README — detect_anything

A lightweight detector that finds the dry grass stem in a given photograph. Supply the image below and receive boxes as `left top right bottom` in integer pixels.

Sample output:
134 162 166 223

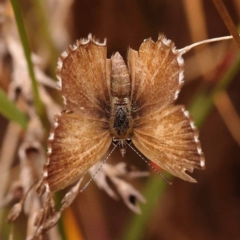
212 0 240 49
214 91 240 146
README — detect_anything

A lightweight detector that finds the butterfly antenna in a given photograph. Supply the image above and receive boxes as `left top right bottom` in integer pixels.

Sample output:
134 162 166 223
127 143 172 185
178 35 235 55
80 144 118 192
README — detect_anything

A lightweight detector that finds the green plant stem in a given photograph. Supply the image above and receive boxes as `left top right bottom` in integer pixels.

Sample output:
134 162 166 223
0 89 27 129
122 174 172 240
32 0 58 77
10 0 44 121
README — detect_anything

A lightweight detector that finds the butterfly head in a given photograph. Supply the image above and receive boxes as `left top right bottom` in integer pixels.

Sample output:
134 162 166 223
113 138 132 157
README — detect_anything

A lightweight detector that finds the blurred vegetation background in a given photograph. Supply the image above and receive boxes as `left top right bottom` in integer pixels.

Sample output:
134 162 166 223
0 0 240 239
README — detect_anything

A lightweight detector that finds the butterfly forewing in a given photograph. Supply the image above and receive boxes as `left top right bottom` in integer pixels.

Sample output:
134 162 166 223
57 35 110 119
47 112 111 191
128 35 184 119
132 105 205 182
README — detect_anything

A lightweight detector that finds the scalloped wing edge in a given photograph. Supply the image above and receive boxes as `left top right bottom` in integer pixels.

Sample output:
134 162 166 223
140 34 185 102
55 33 107 98
180 106 205 170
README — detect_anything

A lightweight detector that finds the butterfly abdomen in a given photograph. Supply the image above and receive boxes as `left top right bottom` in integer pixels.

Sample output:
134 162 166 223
111 52 130 98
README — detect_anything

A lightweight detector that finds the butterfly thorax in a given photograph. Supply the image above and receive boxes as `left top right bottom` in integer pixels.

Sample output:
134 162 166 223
109 97 133 139
109 52 134 152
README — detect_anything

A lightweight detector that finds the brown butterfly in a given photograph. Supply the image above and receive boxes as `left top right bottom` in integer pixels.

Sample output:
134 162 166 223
45 34 206 192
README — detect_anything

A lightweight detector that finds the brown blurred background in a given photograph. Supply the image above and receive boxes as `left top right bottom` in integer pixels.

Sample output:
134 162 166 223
1 0 240 239
71 1 240 239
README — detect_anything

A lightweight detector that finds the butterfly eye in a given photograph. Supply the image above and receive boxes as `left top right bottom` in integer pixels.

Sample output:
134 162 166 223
112 138 119 146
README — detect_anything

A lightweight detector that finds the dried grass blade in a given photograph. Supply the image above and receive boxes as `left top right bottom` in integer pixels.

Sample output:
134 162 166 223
0 122 21 226
212 0 240 49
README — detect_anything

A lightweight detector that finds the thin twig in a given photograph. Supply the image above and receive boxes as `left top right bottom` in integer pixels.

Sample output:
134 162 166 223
212 0 240 49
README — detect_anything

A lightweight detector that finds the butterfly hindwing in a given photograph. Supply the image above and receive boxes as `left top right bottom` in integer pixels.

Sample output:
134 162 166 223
132 105 205 182
46 112 111 192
